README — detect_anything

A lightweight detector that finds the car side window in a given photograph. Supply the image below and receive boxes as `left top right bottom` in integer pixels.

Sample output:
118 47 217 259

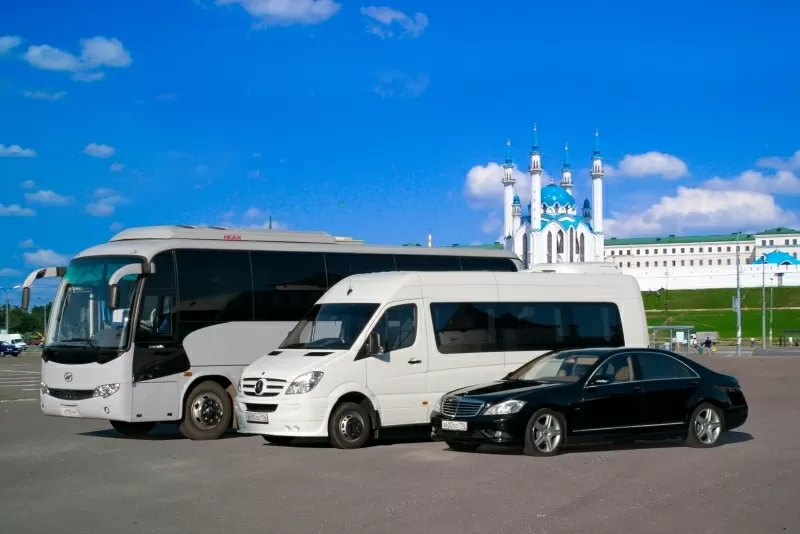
592 354 634 383
371 304 417 352
637 352 696 380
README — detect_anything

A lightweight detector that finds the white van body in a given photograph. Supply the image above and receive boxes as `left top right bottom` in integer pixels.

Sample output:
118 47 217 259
235 270 648 444
0 334 25 347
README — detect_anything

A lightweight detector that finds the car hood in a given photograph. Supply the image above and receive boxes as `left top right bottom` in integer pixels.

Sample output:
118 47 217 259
448 379 571 401
242 349 346 380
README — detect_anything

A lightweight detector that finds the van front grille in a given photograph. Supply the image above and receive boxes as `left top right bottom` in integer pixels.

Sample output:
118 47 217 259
242 377 287 397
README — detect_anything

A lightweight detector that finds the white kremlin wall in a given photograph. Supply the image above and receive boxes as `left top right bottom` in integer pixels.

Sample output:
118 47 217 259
623 264 800 292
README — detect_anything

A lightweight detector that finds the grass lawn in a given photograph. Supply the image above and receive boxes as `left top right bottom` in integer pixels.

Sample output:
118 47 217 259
646 309 800 341
641 286 800 310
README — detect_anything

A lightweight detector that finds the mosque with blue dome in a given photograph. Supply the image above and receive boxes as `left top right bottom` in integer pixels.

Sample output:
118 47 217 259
501 126 605 268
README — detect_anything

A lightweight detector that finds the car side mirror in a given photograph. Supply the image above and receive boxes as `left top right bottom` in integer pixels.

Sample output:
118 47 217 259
368 331 384 356
587 376 611 387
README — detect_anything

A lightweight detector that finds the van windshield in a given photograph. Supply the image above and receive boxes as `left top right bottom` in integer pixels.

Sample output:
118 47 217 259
280 303 379 350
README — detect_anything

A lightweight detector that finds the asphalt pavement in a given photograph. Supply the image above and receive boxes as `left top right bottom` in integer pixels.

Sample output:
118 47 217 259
1 352 799 534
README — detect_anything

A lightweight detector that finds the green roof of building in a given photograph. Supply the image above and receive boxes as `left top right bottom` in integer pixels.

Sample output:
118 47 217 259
755 226 800 236
604 232 757 247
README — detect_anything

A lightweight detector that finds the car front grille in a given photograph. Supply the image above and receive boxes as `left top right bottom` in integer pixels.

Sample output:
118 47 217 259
48 388 94 401
242 377 287 397
441 396 485 418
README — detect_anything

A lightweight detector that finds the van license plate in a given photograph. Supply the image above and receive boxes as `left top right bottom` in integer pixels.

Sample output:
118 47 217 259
60 406 81 417
442 420 467 431
246 412 269 424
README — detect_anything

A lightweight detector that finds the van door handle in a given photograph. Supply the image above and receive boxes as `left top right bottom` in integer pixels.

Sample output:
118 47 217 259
408 358 422 364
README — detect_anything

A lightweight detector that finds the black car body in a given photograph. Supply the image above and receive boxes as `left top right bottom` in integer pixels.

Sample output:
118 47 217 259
0 341 21 357
431 347 748 456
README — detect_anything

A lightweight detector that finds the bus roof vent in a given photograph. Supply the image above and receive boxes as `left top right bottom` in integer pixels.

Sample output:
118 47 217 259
109 225 348 245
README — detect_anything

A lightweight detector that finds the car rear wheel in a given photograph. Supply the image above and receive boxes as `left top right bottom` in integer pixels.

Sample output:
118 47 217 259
685 402 724 448
523 408 566 457
445 440 481 452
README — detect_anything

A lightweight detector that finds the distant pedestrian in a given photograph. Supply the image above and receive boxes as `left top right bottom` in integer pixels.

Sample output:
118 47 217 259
703 337 712 351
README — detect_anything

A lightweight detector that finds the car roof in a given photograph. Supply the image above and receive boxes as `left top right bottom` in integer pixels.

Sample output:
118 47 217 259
555 347 683 358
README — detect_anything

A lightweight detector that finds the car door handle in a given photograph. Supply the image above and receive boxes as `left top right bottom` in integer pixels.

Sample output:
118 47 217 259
690 380 699 386
632 385 642 391
408 358 422 364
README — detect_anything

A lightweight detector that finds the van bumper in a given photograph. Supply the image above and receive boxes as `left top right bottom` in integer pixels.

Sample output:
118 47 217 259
234 395 331 437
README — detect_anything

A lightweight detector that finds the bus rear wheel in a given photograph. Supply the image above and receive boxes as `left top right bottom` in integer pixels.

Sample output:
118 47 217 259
179 381 232 440
110 420 156 437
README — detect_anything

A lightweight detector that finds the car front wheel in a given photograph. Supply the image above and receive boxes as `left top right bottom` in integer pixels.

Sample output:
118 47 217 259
523 408 566 457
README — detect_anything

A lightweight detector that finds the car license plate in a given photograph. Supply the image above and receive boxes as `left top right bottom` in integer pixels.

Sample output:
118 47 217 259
246 412 269 424
442 420 467 431
60 406 81 417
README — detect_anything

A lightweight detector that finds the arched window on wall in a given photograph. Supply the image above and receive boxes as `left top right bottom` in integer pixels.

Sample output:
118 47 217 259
580 233 586 262
547 232 553 263
569 228 575 262
557 230 565 254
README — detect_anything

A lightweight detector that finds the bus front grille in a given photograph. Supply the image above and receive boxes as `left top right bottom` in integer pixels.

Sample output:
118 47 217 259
48 388 94 401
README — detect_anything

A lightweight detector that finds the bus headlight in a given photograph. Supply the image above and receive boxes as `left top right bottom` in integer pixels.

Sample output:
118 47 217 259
285 372 324 395
40 382 49 395
93 383 120 398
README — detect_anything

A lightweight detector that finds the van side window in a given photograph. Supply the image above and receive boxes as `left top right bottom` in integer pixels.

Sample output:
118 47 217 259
429 303 498 354
372 304 417 352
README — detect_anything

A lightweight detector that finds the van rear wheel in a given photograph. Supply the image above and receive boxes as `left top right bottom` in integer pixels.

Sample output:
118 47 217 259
178 381 232 440
110 420 156 437
328 402 372 449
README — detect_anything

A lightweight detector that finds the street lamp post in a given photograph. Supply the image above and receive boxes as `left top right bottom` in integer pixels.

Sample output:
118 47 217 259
761 255 767 350
0 286 21 334
734 232 742 355
769 277 774 347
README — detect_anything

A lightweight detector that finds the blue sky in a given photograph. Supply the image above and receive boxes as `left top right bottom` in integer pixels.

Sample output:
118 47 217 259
2 0 800 300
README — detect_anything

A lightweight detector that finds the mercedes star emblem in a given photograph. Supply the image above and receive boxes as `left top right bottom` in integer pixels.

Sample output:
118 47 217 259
64 372 73 382
254 379 264 395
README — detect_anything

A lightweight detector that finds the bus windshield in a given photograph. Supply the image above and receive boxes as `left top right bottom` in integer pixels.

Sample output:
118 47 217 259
280 303 379 350
48 256 142 350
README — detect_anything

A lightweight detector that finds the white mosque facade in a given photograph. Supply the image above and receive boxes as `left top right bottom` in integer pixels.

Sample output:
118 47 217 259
500 127 605 268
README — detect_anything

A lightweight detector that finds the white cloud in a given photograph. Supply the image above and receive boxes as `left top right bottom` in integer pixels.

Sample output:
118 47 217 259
19 239 35 248
216 0 341 26
244 207 265 218
24 190 74 206
83 143 115 158
22 36 131 82
372 71 429 98
0 35 22 54
0 204 35 216
614 151 689 180
252 152 262 158
463 161 552 209
480 213 502 234
20 180 36 188
110 162 125 172
0 144 36 157
360 6 428 39
605 186 795 238
86 188 127 216
703 169 800 196
755 149 800 171
0 268 21 277
109 222 125 232
24 249 69 267
22 90 66 101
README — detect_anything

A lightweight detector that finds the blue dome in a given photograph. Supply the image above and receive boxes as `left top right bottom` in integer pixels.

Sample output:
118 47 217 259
512 194 521 205
583 198 591 208
541 184 576 207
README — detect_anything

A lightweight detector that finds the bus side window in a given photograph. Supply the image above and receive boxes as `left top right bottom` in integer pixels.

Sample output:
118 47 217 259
136 294 174 340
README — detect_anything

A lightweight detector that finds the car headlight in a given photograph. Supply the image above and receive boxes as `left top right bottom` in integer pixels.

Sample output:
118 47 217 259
433 396 444 412
483 399 526 416
93 383 121 399
285 371 324 395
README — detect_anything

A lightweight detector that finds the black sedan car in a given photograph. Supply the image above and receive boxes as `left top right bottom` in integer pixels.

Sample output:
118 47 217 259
431 347 748 456
0 341 21 357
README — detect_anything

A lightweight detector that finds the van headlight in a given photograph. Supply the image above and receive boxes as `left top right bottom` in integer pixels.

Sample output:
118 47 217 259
93 383 120 398
483 400 526 415
237 377 242 393
285 371 324 395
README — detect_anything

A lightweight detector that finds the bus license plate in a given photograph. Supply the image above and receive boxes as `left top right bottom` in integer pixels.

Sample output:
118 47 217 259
246 412 269 424
60 406 81 417
442 420 467 431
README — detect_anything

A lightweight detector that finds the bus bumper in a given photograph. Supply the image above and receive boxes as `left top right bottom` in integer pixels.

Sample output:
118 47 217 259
40 387 133 422
234 396 330 437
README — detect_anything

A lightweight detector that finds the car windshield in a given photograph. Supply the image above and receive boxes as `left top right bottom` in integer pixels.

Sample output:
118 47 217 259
280 303 379 350
48 256 142 350
506 351 602 382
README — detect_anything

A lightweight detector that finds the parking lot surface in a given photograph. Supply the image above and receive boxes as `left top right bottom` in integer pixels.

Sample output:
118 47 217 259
1 352 799 534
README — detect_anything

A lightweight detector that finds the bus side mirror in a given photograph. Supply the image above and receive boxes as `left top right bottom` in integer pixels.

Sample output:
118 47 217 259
108 285 120 309
21 287 30 312
107 262 156 309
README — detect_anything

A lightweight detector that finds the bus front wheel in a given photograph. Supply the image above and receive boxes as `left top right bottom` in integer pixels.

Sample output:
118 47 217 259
110 420 156 437
179 381 232 440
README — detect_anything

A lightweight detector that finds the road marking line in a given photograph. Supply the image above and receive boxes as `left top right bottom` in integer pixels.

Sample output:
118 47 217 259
0 384 40 388
21 388 38 391
0 370 40 374
0 398 37 403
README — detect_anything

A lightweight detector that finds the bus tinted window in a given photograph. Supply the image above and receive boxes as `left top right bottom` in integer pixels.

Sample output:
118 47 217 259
251 251 327 321
175 250 254 322
430 301 623 354
459 256 517 272
146 251 176 288
395 254 462 271
324 253 396 286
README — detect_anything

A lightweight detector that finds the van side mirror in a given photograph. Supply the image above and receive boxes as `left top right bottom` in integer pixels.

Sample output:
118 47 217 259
368 331 384 356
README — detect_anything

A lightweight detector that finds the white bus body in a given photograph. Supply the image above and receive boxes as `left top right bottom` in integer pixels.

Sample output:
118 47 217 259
20 225 521 439
235 270 648 448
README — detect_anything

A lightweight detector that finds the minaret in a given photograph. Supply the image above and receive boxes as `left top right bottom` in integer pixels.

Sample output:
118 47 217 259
501 138 516 241
427 229 432 248
590 129 604 235
528 124 543 267
560 143 573 196
512 194 521 233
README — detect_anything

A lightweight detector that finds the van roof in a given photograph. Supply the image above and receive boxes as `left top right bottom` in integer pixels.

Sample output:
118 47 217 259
320 270 642 304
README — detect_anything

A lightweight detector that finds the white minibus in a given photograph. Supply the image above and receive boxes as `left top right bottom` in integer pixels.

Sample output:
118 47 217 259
235 270 648 449
20 225 521 440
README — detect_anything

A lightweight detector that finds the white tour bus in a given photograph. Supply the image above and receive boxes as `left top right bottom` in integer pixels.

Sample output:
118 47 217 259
20 225 521 440
235 270 648 449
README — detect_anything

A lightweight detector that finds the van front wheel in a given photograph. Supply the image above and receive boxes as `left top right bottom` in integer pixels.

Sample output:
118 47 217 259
328 402 372 449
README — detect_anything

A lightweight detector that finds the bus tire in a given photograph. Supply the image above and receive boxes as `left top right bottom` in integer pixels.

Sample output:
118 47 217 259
179 381 232 440
110 420 156 437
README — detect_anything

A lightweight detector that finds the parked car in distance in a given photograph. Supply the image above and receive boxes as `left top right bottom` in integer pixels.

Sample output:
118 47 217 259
431 347 748 456
0 341 22 357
